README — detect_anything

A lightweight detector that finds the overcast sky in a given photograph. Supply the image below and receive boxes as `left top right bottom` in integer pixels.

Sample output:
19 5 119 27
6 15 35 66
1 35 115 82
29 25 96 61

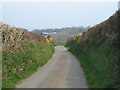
1 1 118 30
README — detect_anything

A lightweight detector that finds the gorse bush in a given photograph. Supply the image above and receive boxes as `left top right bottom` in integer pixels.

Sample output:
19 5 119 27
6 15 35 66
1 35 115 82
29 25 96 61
74 34 81 39
45 35 52 43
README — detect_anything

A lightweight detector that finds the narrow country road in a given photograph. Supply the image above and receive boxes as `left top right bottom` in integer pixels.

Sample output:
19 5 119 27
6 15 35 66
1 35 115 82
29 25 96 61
16 46 88 88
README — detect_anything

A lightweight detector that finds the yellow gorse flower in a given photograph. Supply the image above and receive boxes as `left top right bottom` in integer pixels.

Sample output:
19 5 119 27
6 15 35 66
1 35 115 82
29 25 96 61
74 34 81 40
45 36 52 43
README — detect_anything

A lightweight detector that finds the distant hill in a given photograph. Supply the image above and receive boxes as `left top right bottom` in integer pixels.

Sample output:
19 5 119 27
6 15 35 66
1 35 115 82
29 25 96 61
32 26 90 41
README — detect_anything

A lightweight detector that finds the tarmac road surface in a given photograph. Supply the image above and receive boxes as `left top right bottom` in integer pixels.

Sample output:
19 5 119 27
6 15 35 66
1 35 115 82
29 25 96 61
16 46 88 88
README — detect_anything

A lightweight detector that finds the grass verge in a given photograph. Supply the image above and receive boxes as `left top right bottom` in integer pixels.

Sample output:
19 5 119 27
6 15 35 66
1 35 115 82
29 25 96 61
2 42 54 88
66 34 119 88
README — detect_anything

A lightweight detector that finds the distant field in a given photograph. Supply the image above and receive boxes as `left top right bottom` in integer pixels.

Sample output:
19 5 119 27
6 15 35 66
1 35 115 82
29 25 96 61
54 41 66 46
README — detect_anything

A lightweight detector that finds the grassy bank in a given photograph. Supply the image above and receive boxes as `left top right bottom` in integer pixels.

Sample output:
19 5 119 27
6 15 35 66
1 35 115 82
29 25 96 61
2 41 54 88
66 34 119 88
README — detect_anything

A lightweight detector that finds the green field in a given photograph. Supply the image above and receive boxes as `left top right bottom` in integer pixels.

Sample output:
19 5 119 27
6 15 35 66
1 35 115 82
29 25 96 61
54 41 66 46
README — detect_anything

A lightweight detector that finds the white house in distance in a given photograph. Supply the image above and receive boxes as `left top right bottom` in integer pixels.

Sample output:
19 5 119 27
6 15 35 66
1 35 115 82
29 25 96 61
42 32 57 36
